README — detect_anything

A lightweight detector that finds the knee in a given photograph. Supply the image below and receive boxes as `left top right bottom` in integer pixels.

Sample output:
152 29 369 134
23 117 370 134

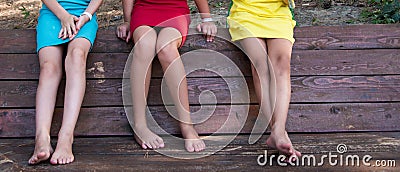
251 58 269 77
157 42 179 64
40 61 62 79
65 47 87 70
133 39 156 63
271 54 291 76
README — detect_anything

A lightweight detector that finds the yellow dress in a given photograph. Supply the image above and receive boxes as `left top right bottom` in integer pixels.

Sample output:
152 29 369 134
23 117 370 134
227 0 296 43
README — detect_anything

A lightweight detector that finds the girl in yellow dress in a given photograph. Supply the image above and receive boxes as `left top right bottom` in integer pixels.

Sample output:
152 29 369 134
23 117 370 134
228 0 301 158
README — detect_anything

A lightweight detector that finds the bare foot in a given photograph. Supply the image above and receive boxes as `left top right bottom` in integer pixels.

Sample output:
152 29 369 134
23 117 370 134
266 130 301 159
181 125 205 152
50 134 74 165
133 126 164 149
28 135 53 165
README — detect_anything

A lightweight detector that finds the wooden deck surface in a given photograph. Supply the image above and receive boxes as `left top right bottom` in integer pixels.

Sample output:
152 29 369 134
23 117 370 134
1 133 399 171
0 24 399 171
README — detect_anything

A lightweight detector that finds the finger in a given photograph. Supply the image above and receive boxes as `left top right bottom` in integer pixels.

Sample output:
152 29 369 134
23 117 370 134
203 26 210 42
75 22 80 31
66 25 72 39
71 22 77 37
207 28 212 42
210 34 215 42
197 24 202 32
116 28 121 38
73 15 79 22
212 27 217 37
202 26 208 35
70 33 76 40
125 32 131 43
121 29 126 39
126 31 131 43
210 28 216 42
207 33 212 42
63 28 68 40
59 28 63 38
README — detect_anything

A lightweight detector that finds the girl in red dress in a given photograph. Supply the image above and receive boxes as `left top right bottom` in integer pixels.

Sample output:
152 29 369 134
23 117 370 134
116 0 216 152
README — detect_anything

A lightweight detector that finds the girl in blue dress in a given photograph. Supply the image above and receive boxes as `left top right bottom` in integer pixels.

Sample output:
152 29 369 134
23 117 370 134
29 0 103 165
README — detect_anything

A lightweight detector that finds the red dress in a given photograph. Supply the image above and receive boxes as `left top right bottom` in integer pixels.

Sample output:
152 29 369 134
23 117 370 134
130 0 190 44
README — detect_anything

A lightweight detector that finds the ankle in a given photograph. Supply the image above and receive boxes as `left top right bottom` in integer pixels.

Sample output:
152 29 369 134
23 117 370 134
179 123 195 130
57 132 74 141
35 132 50 140
133 123 148 130
270 126 286 135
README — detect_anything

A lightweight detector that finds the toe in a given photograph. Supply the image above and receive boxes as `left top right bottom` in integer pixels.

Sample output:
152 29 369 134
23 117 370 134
141 143 148 149
186 144 195 152
295 150 301 157
150 142 157 149
156 138 165 148
195 143 203 152
68 157 74 164
199 143 205 151
28 157 37 164
50 158 57 165
58 158 65 165
57 158 62 165
154 140 162 149
192 144 198 152
198 143 205 151
145 143 153 149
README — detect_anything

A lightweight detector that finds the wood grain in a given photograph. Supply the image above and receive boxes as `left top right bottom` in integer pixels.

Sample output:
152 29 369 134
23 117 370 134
0 133 399 171
1 49 399 79
1 75 399 107
1 24 399 53
1 103 398 137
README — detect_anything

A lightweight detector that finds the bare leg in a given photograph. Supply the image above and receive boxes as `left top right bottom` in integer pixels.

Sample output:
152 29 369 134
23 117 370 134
130 26 165 149
28 46 63 165
265 38 300 157
50 38 90 165
239 38 300 157
156 28 205 152
239 38 274 132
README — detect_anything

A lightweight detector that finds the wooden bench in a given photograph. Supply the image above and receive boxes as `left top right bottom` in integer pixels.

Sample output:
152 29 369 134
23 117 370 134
0 24 399 171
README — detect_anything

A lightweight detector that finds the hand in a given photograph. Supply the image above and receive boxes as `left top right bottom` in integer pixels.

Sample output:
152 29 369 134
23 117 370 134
58 14 79 40
197 21 217 42
76 14 90 31
116 22 131 43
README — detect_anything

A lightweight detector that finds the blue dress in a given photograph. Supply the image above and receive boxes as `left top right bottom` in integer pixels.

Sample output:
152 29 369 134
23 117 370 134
36 0 98 52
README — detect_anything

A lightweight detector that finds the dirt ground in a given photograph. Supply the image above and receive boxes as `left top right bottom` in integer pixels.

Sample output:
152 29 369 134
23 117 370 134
0 0 369 29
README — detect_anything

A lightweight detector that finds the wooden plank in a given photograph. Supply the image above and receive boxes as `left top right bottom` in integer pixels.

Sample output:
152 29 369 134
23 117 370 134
1 103 399 137
1 151 398 171
0 51 250 79
1 24 399 54
0 29 134 54
293 24 400 50
0 133 399 171
1 75 399 108
1 49 400 79
2 133 399 156
291 49 400 76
